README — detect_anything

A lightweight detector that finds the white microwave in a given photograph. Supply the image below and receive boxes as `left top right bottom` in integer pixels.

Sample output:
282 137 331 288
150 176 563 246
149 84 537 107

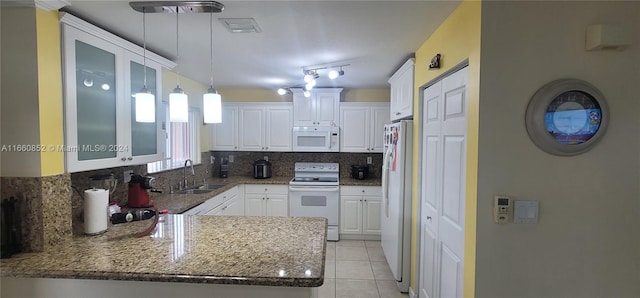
292 126 339 152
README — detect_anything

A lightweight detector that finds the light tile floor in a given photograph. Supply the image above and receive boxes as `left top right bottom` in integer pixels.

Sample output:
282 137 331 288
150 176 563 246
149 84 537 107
318 240 409 298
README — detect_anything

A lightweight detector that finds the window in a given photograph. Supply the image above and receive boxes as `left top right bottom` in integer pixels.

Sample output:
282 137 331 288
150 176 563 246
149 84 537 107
147 102 200 173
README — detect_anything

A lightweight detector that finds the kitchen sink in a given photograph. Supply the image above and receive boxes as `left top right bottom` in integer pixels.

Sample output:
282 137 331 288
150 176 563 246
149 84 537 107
176 189 213 195
192 183 226 190
175 183 226 195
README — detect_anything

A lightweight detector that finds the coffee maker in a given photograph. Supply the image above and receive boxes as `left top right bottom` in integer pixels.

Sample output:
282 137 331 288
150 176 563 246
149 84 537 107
128 174 156 208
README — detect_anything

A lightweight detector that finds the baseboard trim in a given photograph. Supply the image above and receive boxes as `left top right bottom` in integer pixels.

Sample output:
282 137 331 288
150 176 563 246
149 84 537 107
338 234 381 241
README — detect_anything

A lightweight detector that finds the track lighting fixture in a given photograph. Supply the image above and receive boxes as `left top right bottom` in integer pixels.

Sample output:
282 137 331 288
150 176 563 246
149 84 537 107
328 68 345 80
277 88 291 95
276 64 350 95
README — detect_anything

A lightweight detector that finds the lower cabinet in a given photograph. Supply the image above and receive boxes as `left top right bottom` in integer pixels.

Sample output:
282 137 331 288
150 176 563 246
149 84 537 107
206 186 244 216
244 184 288 217
340 186 382 236
182 186 243 216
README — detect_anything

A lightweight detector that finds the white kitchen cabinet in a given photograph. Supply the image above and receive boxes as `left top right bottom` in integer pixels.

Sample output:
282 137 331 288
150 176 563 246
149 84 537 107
61 15 174 172
238 103 292 152
292 88 342 127
340 103 390 153
205 186 244 216
183 186 243 216
340 186 382 236
210 104 238 151
388 58 415 122
244 184 288 216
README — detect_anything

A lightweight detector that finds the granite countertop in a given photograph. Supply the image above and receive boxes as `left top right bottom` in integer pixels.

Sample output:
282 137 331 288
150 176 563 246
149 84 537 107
1 214 328 287
150 176 381 214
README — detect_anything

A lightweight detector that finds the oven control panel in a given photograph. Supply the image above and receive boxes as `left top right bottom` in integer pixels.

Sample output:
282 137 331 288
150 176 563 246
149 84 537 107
294 162 339 172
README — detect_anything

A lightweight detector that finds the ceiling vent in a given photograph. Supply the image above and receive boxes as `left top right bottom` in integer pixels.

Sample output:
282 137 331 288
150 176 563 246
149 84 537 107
220 18 262 33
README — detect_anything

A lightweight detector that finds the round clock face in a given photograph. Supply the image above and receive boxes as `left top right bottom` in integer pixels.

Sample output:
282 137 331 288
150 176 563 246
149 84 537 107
544 91 602 145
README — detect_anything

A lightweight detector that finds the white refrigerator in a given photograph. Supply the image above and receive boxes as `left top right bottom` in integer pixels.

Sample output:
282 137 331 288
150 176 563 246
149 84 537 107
381 120 413 292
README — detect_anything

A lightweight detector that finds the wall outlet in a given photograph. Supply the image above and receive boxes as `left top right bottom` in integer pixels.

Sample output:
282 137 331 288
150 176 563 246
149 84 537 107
263 156 269 161
229 155 234 163
123 170 133 183
367 156 372 164
210 156 215 164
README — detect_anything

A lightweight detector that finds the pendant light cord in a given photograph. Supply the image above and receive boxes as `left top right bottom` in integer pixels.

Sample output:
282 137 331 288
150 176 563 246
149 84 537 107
142 8 147 89
175 6 180 88
209 12 214 88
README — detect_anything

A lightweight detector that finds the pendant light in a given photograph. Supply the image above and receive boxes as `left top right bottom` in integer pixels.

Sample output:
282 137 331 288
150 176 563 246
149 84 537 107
203 12 222 124
169 7 188 123
134 8 156 123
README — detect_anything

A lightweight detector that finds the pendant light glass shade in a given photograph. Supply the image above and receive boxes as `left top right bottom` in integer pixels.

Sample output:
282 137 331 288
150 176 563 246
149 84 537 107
135 88 155 122
203 12 222 124
169 87 188 122
203 87 222 123
134 8 155 123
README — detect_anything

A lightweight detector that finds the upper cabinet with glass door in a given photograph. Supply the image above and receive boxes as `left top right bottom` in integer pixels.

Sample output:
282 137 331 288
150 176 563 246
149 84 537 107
61 13 175 172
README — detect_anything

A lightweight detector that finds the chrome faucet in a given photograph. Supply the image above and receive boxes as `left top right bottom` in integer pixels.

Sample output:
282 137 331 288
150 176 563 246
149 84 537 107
183 159 194 188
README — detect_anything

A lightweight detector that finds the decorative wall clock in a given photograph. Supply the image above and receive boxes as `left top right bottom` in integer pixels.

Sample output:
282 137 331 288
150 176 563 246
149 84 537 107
525 79 609 156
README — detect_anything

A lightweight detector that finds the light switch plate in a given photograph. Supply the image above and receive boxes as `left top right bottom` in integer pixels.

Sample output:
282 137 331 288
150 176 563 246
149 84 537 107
367 156 372 164
513 200 539 224
123 170 133 183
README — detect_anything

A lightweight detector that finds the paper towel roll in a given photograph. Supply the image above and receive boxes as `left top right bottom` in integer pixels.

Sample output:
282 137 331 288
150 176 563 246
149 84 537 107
84 188 109 235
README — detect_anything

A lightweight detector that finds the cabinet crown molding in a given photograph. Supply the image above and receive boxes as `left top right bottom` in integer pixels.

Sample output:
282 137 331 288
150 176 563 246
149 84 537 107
60 12 176 69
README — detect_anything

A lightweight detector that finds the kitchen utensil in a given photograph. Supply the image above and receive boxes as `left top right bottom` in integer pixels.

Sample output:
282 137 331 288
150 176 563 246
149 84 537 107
350 164 369 180
219 157 229 178
127 174 156 208
253 159 272 179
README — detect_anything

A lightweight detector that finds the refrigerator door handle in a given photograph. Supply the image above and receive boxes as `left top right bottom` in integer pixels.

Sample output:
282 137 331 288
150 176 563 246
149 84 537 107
381 147 393 217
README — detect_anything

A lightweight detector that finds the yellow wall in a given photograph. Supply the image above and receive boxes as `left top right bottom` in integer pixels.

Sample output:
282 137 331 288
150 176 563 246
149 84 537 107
411 0 481 296
342 88 390 102
215 88 390 103
36 9 65 176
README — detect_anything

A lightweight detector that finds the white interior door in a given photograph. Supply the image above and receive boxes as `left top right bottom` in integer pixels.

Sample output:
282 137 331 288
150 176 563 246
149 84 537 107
420 67 468 298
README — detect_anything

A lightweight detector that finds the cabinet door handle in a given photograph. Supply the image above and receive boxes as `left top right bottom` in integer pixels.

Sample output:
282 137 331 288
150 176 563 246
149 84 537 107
395 112 401 115
265 146 269 150
127 157 133 161
121 157 127 161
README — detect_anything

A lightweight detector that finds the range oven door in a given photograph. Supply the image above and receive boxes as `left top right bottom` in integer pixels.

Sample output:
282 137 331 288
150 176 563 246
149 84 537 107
288 186 339 225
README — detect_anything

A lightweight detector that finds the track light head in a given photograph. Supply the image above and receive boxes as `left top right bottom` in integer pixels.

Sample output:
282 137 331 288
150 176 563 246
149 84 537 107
328 69 345 80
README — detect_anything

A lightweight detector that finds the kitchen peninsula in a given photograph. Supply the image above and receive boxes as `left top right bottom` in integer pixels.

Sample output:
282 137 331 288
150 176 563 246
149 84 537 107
1 215 327 298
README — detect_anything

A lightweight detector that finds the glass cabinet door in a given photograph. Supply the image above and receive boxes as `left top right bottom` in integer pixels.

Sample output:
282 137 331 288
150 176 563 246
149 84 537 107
75 40 118 161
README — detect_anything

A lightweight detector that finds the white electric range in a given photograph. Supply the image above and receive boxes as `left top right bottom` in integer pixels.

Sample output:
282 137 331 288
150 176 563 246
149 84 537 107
289 162 340 241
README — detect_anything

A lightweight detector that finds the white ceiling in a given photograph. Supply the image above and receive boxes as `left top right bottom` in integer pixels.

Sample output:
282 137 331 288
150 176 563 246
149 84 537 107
61 1 461 90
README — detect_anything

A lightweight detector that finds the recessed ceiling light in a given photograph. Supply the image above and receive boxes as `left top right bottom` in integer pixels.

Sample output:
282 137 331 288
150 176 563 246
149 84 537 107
219 18 262 33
